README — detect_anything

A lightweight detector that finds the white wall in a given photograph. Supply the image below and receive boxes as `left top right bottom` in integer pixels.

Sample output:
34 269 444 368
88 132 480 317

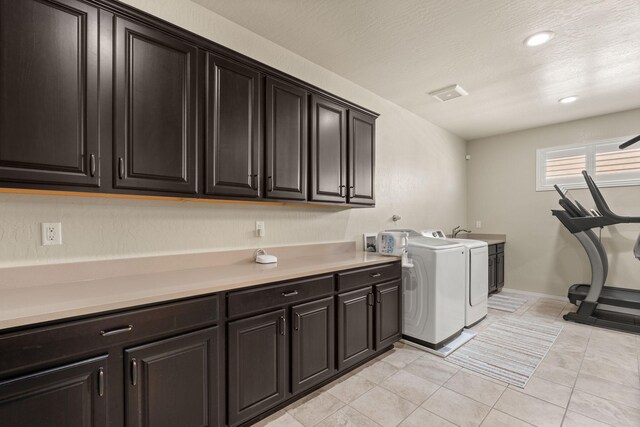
0 0 467 267
467 108 640 296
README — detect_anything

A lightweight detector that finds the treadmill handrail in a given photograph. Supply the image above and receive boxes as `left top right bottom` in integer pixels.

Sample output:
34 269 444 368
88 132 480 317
619 134 640 150
582 171 640 223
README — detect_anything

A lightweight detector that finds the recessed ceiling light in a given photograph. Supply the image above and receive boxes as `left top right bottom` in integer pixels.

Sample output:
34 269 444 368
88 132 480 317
524 31 555 47
559 96 578 104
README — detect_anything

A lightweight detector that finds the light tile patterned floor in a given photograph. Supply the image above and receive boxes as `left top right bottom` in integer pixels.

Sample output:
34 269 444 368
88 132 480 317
255 291 640 427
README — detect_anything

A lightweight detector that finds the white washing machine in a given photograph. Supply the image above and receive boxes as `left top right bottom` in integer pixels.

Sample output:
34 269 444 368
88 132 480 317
422 229 488 327
399 230 466 350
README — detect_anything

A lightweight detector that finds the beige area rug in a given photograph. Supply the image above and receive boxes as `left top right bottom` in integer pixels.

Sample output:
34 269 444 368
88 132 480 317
487 294 528 312
446 318 562 388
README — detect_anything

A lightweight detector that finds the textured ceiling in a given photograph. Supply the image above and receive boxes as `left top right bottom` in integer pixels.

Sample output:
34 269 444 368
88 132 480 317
193 0 640 140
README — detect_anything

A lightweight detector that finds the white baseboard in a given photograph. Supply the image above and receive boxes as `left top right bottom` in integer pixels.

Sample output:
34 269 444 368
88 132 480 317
501 287 568 302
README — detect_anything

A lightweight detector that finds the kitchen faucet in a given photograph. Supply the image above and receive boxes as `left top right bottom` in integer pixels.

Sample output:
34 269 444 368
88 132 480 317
452 225 471 238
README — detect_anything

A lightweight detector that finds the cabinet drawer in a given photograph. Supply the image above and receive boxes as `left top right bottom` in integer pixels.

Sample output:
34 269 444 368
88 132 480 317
488 244 497 255
497 243 505 253
336 262 401 292
227 275 334 318
0 295 219 379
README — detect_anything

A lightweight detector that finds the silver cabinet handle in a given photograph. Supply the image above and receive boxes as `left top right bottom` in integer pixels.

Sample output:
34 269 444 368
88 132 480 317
376 290 382 304
339 185 346 197
282 290 299 297
118 157 124 179
131 359 138 386
369 272 382 278
249 174 258 190
98 367 105 397
349 185 354 198
90 154 96 177
267 176 273 192
279 316 286 335
367 292 374 306
294 312 301 331
100 325 133 337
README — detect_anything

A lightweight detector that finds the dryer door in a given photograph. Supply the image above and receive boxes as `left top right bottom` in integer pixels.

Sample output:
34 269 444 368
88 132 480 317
469 246 488 306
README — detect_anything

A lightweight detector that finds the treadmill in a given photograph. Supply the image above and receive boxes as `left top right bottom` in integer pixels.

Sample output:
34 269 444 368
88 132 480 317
552 170 640 334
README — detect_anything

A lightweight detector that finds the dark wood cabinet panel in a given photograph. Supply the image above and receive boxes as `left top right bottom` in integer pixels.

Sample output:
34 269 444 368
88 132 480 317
125 327 219 427
348 110 375 205
488 253 497 293
337 287 374 370
310 95 348 203
496 251 505 290
0 355 108 427
291 297 334 394
205 54 261 198
0 0 99 187
265 77 307 200
228 309 286 426
375 281 402 349
113 17 198 194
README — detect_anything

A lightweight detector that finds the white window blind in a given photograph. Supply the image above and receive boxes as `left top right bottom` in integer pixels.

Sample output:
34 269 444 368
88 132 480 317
536 137 640 191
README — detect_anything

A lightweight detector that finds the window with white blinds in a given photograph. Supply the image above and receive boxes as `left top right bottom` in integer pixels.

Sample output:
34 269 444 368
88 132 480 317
536 137 640 191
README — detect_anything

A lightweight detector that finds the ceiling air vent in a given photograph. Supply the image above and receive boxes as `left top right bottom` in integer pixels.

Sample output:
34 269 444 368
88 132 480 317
429 84 468 102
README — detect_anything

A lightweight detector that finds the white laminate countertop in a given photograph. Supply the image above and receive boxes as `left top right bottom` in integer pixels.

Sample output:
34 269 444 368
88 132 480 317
0 244 398 331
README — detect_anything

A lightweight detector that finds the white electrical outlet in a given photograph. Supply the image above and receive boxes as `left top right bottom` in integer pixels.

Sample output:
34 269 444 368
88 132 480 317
255 221 265 237
476 220 482 229
41 222 62 246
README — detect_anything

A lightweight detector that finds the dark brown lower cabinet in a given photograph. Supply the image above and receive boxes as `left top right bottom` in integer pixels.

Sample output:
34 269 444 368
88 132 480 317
0 355 108 427
228 309 287 426
488 254 497 293
291 297 335 394
124 327 219 427
337 287 374 370
496 251 505 291
375 281 402 349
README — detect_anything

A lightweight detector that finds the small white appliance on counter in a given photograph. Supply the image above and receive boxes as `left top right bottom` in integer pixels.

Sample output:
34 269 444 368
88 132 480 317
389 230 469 356
422 229 488 327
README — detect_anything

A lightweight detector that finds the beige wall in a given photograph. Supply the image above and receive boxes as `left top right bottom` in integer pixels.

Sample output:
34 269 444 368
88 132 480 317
0 0 467 268
467 108 640 296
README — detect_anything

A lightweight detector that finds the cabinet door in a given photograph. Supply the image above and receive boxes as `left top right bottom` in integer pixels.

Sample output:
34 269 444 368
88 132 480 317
496 252 505 290
0 0 99 187
348 110 375 205
125 327 219 427
375 281 401 349
228 310 286 426
337 287 374 370
113 17 198 194
205 54 260 198
488 254 497 293
291 297 334 394
265 77 307 200
310 95 348 203
0 355 108 427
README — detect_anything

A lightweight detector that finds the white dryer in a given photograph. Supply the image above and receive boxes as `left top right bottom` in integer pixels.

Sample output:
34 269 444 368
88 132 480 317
399 231 466 350
422 230 488 327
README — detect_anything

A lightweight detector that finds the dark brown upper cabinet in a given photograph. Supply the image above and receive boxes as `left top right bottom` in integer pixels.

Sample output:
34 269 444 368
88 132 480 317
113 17 198 194
205 54 261 198
348 110 376 205
0 0 99 188
310 95 348 203
264 77 308 201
